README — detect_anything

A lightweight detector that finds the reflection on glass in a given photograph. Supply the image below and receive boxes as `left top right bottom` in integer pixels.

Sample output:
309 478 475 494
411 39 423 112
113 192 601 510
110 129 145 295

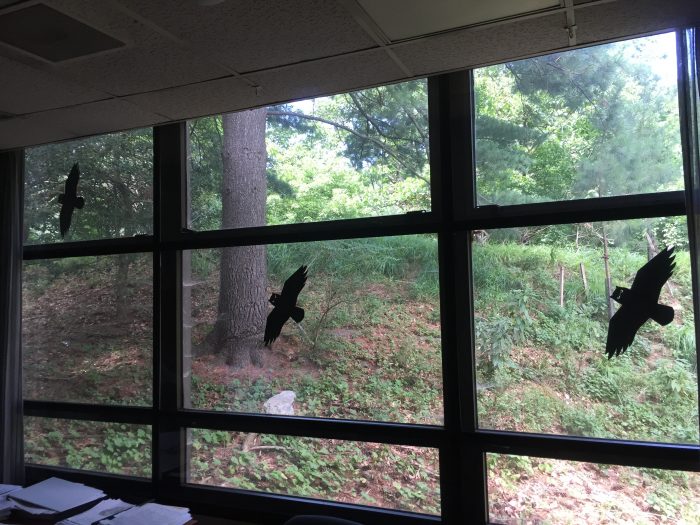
487 454 700 524
188 429 440 514
184 235 442 424
187 79 430 231
25 417 151 478
24 128 153 244
473 218 699 444
23 255 152 405
474 32 683 205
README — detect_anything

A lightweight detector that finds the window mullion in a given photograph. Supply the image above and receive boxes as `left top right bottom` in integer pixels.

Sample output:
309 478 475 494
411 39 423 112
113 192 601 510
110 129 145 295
153 123 187 498
472 430 700 472
430 71 487 524
678 28 700 449
22 236 155 260
24 401 152 425
459 190 686 231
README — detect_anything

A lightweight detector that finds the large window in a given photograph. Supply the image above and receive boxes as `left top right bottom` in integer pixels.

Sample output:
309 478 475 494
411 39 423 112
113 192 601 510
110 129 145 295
19 31 699 525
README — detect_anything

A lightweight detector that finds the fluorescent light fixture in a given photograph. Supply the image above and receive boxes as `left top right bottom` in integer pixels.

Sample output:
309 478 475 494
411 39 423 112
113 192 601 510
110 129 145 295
357 0 560 41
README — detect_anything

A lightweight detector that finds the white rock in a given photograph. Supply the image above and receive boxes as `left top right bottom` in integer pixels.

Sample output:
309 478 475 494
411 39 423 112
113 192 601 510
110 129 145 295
263 390 296 415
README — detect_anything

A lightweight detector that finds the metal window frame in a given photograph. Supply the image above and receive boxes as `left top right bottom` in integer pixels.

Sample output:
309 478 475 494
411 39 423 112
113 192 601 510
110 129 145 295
21 29 700 525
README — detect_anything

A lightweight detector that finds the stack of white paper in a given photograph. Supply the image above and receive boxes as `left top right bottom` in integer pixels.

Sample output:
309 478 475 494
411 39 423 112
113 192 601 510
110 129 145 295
100 502 192 525
0 485 21 520
0 486 20 496
57 498 134 525
8 477 105 517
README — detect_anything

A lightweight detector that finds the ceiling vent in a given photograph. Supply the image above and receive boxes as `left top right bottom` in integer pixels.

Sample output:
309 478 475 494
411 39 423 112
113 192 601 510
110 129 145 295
0 3 124 62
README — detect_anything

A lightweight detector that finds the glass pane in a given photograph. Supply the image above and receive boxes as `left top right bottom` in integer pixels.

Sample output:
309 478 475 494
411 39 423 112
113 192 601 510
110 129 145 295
24 128 153 244
188 429 439 514
475 32 683 205
184 235 442 424
473 218 699 443
23 254 152 405
25 417 151 478
187 79 430 231
488 454 700 524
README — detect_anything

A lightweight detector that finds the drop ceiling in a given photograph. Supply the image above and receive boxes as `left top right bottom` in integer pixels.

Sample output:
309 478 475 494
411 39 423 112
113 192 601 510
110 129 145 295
0 0 697 150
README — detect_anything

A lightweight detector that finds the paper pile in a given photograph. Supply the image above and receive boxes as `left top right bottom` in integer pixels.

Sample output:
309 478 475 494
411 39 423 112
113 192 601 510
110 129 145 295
0 484 21 520
8 477 105 519
57 499 134 525
99 502 192 525
1 478 192 524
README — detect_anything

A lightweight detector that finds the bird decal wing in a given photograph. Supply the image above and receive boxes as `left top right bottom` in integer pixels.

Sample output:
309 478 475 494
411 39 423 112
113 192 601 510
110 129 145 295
59 205 72 238
605 302 648 358
630 246 675 301
264 305 287 346
65 163 80 195
280 265 308 302
59 163 81 238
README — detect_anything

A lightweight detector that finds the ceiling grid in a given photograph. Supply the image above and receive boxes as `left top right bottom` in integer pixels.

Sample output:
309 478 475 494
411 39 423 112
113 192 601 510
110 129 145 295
0 0 697 149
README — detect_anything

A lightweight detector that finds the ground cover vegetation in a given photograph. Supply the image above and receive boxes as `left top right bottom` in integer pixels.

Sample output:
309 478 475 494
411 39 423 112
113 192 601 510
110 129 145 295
22 33 699 522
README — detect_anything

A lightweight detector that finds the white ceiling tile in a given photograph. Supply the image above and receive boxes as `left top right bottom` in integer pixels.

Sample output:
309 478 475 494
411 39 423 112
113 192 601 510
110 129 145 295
575 0 700 46
0 113 74 150
245 49 406 108
126 49 406 122
123 76 257 121
0 56 107 114
117 0 377 73
358 0 559 41
392 14 567 75
33 0 230 96
0 101 163 149
54 33 229 96
3 0 700 149
37 99 167 142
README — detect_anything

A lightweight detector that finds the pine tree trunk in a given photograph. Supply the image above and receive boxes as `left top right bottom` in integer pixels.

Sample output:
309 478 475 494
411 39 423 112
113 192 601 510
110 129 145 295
206 108 268 368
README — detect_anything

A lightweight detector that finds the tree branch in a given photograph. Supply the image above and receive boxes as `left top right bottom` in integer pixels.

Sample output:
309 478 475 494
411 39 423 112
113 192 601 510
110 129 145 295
266 110 428 183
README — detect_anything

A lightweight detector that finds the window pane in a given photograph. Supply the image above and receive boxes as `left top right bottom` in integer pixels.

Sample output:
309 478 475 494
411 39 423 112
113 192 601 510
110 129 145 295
187 79 430 231
184 235 442 424
488 454 700 524
475 33 683 205
473 218 699 443
24 128 153 244
24 417 151 478
23 254 152 405
188 429 439 514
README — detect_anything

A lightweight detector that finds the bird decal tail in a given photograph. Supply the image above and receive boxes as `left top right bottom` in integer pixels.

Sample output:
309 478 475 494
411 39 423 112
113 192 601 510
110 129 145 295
290 306 304 323
650 304 674 326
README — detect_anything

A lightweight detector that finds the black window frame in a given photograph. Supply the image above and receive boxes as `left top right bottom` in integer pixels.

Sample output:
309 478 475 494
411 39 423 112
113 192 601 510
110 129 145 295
20 29 700 525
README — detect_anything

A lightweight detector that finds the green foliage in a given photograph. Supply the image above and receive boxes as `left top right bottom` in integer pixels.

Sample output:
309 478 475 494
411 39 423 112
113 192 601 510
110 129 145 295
25 129 153 243
189 432 440 514
187 79 430 232
25 420 150 477
475 35 683 205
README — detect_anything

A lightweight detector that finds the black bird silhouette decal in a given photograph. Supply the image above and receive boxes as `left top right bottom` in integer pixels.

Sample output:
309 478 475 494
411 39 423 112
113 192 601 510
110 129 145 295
58 163 85 238
264 265 308 346
606 246 676 358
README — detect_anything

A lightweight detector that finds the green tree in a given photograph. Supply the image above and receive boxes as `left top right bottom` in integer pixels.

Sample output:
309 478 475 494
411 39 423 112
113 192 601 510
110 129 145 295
192 81 431 366
475 38 682 204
